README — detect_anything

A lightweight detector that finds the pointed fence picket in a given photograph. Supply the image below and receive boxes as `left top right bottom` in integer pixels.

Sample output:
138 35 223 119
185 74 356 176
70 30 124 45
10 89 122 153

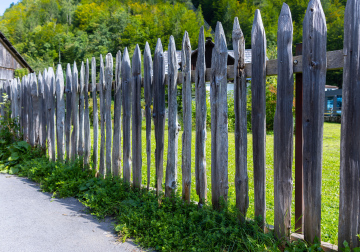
6 1 360 249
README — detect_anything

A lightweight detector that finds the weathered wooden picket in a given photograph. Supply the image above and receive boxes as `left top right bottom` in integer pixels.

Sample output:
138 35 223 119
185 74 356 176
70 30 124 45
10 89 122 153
2 0 360 249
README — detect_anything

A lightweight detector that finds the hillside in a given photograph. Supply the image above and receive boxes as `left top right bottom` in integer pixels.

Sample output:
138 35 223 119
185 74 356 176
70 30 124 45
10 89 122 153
0 0 211 73
0 0 345 86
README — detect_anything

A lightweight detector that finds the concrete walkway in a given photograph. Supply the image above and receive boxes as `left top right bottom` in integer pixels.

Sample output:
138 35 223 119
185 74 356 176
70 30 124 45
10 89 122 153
0 174 144 252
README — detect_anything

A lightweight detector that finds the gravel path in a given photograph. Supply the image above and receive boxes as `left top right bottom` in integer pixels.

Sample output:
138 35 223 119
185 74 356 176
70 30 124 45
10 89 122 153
0 173 144 252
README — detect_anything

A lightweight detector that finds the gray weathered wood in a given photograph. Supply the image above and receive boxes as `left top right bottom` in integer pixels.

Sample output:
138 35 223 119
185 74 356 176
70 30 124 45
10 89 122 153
22 75 28 140
37 73 44 148
30 74 38 146
181 32 192 202
339 0 360 248
211 22 228 210
153 39 166 195
99 55 106 176
274 4 293 240
27 76 33 144
92 57 98 172
84 59 91 166
233 17 249 222
251 10 266 229
65 64 72 161
302 0 326 243
112 50 122 177
165 36 179 197
56 64 65 161
47 68 56 161
144 42 153 190
122 48 132 183
71 62 79 160
99 54 105 177
78 62 85 158
41 71 47 149
105 53 113 176
132 45 142 189
195 26 207 205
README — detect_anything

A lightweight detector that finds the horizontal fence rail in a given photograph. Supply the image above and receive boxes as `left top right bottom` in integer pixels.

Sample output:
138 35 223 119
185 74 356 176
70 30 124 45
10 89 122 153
1 0 359 249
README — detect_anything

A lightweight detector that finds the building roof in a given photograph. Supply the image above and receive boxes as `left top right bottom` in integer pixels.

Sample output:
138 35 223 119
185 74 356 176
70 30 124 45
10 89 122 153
0 31 34 73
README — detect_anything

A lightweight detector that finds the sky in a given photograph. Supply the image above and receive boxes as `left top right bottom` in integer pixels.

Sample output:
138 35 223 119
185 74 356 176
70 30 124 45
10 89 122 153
0 0 19 16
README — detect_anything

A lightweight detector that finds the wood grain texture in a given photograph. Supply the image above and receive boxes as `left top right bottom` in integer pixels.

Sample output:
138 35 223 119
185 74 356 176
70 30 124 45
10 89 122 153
144 42 153 190
37 73 45 150
78 62 85 158
47 68 56 161
99 55 106 177
122 48 132 183
56 64 65 161
165 36 179 197
30 73 38 146
113 51 122 177
195 26 207 205
251 10 266 229
210 22 228 210
105 53 113 176
233 17 249 222
65 64 72 161
91 57 98 171
153 39 166 195
27 76 33 145
338 0 360 248
274 4 293 239
132 45 142 189
41 71 47 149
302 0 327 243
71 62 79 160
181 32 192 202
84 59 91 166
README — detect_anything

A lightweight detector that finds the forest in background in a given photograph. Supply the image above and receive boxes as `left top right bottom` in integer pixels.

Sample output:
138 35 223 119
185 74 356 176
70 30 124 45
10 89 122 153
0 0 345 86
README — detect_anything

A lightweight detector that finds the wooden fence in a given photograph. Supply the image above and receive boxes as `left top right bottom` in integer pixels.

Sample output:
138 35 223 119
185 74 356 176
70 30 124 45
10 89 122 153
0 0 359 249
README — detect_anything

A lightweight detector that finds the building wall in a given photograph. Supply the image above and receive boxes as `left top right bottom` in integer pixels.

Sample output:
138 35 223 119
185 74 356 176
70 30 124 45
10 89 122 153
0 40 23 82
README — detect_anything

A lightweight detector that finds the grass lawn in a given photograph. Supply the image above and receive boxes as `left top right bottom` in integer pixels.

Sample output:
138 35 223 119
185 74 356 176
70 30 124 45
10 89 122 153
90 121 340 245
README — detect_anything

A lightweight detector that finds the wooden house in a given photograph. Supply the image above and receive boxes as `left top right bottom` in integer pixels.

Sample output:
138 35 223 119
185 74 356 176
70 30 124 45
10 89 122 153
0 31 33 85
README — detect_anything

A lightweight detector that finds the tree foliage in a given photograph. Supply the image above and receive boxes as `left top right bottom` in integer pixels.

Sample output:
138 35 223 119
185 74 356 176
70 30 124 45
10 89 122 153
0 0 211 73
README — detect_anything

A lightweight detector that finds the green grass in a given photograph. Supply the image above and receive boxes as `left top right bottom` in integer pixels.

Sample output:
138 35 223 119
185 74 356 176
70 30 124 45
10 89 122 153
90 121 341 245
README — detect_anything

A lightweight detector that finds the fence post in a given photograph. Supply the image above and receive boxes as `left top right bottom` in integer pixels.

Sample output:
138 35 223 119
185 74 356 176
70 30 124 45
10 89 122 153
195 26 207 205
27 76 33 145
295 43 303 234
84 59 91 166
181 31 192 202
338 0 360 248
166 36 179 197
251 9 266 229
274 3 294 240
78 62 85 158
113 51 122 177
105 53 113 176
144 42 153 190
211 22 228 210
40 72 47 149
30 74 37 146
233 17 249 222
91 57 98 172
99 55 106 176
122 48 131 183
47 68 56 161
65 64 72 161
71 62 79 160
302 0 327 243
132 45 142 189
153 39 166 195
56 64 65 161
